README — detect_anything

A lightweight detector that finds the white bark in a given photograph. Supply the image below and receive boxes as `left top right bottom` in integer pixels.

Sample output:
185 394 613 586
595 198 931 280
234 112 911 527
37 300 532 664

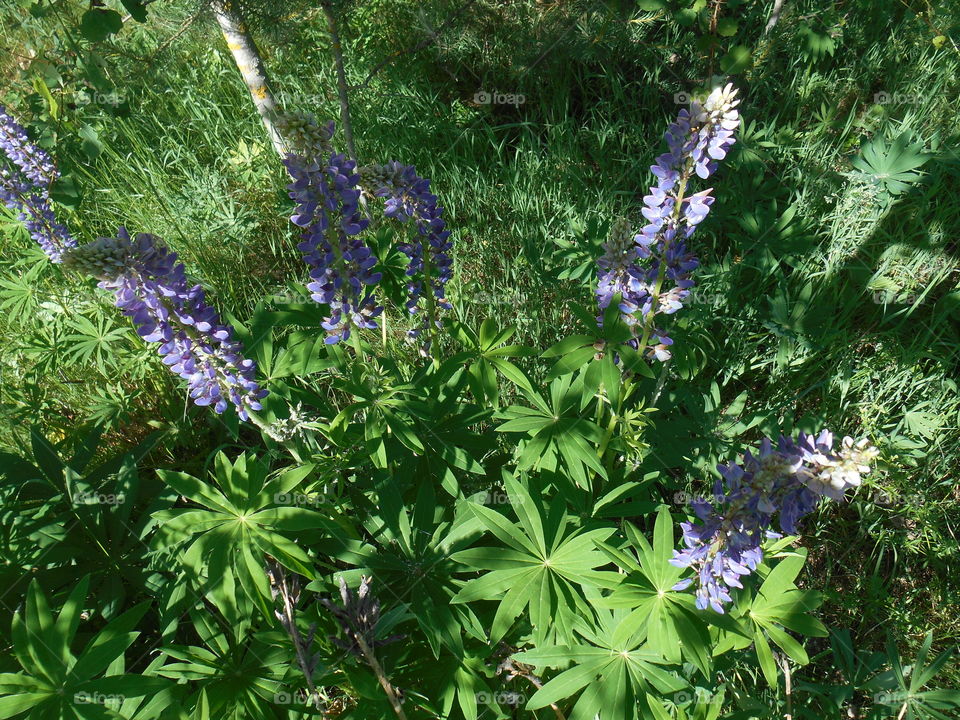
210 0 286 156
764 0 786 35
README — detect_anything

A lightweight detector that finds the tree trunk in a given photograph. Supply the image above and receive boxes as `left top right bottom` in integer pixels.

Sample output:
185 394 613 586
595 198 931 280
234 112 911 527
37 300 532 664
210 0 286 156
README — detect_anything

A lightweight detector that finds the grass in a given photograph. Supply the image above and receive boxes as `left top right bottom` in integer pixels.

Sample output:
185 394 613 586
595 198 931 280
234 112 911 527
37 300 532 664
2 0 959 688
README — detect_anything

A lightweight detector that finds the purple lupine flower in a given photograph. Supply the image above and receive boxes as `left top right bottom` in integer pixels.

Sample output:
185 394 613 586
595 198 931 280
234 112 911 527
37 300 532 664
281 119 383 344
62 229 268 420
669 431 878 612
361 160 454 353
596 84 740 361
0 105 76 262
596 218 647 325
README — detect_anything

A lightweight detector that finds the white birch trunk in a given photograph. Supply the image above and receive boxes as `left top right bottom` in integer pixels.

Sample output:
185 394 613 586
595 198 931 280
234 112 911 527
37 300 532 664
210 0 286 156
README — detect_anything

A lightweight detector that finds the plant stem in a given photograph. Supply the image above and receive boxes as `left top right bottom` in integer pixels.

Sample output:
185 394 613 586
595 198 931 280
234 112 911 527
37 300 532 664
320 0 358 162
354 634 408 720
780 653 793 720
275 568 323 709
420 236 439 354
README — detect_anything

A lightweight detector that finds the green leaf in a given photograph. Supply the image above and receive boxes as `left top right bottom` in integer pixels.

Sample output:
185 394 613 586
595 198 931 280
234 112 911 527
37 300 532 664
120 0 149 22
79 125 102 159
0 693 51 718
73 602 150 680
54 577 90 661
716 18 738 36
758 551 806 600
31 75 59 119
754 626 779 687
156 470 235 514
851 133 930 196
525 657 607 708
547 346 597 379
763 623 809 665
80 9 124 42
542 335 595 358
720 45 752 73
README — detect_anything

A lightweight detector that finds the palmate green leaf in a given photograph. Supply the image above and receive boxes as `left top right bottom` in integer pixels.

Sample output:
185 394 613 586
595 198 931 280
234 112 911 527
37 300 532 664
733 549 827 687
0 262 44 324
157 628 288 719
517 608 687 720
497 373 606 488
451 475 615 645
851 133 931 196
5 579 171 719
596 508 714 677
445 319 536 405
152 453 341 602
62 314 129 371
328 478 486 657
864 632 960 720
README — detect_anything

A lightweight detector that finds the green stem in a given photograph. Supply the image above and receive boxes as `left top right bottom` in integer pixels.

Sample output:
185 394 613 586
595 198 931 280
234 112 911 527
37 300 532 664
420 239 439 354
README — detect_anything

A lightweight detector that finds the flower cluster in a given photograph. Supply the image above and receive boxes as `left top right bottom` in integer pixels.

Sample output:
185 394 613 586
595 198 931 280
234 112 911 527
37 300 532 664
361 160 454 351
596 84 740 361
0 105 76 262
274 111 334 158
320 576 403 657
670 430 879 613
282 119 382 344
63 228 267 420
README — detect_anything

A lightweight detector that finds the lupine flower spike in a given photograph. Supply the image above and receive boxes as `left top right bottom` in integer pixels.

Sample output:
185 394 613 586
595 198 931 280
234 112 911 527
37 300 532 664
596 84 740 361
670 430 879 613
280 115 383 344
63 229 268 420
0 105 76 262
361 160 454 354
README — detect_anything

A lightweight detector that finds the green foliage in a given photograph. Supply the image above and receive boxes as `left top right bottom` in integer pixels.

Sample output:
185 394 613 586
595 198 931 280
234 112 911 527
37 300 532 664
2 0 960 717
850 133 932 196
1 578 170 720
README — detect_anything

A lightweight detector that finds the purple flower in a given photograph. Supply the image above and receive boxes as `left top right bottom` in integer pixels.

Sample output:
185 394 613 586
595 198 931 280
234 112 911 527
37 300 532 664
669 431 878 612
0 105 76 262
361 161 454 354
63 229 268 420
283 138 382 344
595 84 740 361
596 218 648 326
